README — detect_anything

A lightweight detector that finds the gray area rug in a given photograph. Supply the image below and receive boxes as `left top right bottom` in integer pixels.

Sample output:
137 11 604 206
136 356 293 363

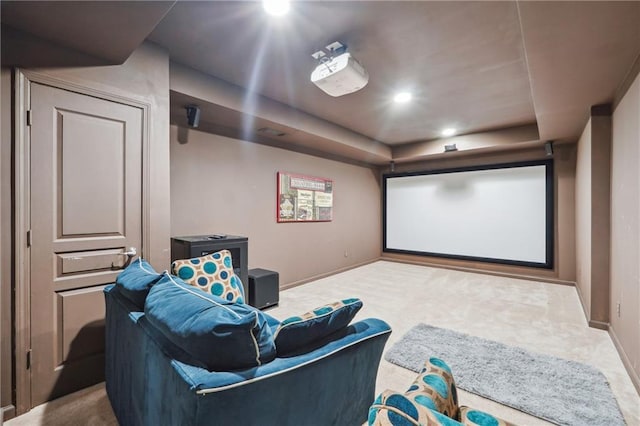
384 324 625 426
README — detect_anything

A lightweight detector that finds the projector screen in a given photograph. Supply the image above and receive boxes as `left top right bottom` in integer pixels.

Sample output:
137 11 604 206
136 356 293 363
383 160 553 268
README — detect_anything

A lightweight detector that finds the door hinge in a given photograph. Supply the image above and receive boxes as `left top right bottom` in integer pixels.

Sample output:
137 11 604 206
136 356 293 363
26 349 32 370
26 110 33 126
26 229 32 247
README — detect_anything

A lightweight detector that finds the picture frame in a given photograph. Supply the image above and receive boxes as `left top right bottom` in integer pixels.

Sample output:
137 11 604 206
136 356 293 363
277 172 333 222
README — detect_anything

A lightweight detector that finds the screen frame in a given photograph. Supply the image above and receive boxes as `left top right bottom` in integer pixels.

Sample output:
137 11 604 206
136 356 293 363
382 159 554 269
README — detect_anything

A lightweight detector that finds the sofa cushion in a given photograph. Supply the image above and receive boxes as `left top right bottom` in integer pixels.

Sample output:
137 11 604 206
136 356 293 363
405 357 459 419
273 298 362 355
459 407 513 426
171 249 244 303
144 273 276 370
368 390 462 426
115 258 163 309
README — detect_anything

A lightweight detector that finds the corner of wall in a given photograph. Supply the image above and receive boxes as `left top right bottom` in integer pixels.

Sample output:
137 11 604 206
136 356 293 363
1 67 14 416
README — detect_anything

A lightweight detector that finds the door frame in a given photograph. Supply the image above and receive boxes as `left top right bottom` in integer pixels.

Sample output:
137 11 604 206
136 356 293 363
13 69 152 415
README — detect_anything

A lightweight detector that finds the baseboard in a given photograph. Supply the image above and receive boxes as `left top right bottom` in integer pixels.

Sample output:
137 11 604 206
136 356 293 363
574 284 591 323
608 326 640 396
380 256 576 287
281 258 381 290
573 282 612 330
588 319 609 330
2 404 16 422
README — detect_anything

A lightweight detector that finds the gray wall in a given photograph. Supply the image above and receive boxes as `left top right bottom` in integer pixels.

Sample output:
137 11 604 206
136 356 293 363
610 72 640 389
575 111 612 327
575 119 593 314
170 125 381 286
1 67 11 420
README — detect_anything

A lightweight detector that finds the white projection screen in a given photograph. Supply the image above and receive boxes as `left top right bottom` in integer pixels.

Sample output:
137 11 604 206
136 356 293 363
384 160 553 268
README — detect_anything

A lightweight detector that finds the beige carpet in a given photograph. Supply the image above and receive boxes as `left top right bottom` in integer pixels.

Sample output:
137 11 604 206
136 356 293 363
7 261 640 425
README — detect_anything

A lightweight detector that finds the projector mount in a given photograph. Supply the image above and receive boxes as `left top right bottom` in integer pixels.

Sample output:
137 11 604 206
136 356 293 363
311 41 348 70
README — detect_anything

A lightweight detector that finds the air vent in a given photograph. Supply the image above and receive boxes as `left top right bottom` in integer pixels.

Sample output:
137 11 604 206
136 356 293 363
258 127 286 137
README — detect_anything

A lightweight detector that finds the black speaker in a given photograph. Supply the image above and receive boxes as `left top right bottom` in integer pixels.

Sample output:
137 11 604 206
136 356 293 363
544 141 554 156
185 105 201 128
248 268 279 310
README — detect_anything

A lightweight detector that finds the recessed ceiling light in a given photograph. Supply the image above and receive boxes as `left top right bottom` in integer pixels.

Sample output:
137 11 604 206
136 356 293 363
393 92 412 103
263 0 290 16
441 128 456 137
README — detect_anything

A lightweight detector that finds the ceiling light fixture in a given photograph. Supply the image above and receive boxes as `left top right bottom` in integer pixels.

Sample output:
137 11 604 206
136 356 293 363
393 92 412 103
441 127 456 137
263 0 290 16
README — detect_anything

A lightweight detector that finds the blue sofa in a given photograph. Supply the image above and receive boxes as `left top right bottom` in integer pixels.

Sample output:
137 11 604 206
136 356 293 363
104 273 391 426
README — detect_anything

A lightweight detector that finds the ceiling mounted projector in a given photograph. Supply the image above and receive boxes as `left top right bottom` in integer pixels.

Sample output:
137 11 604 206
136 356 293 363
311 51 369 97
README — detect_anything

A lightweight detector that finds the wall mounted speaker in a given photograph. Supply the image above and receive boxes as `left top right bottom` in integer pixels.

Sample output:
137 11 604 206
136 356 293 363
185 105 201 128
544 141 554 156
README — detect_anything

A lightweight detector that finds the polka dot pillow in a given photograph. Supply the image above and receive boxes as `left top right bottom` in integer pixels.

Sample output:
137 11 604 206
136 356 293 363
459 407 513 426
368 389 460 426
405 357 459 419
274 298 362 355
368 356 516 426
171 249 244 303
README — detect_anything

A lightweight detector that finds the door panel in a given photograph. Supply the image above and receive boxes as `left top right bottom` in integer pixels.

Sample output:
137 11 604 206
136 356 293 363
57 287 106 364
30 82 142 406
59 109 126 236
56 248 128 275
51 236 128 253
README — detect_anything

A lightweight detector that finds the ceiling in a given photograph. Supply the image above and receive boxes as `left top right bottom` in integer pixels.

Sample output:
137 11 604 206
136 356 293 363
2 1 640 162
1 1 175 65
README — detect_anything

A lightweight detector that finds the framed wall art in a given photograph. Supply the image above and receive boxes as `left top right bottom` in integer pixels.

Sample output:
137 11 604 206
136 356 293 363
277 172 333 222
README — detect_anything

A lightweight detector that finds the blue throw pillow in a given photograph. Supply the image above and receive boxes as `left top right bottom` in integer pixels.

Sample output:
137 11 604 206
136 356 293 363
115 258 163 309
144 273 276 370
274 298 362 355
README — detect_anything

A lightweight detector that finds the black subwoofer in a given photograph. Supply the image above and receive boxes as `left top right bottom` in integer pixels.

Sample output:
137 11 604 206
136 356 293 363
248 268 279 310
